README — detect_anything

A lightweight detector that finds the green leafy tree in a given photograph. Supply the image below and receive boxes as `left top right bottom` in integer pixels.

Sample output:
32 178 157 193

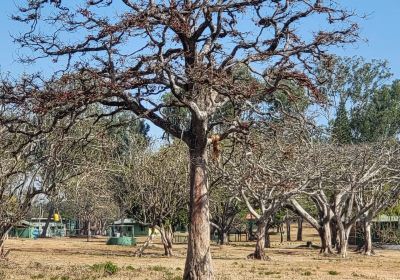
351 80 400 142
332 99 352 144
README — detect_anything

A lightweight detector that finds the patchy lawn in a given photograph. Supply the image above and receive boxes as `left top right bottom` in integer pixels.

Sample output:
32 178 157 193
1 226 400 280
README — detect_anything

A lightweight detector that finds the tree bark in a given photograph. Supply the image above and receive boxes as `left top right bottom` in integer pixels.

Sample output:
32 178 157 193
0 226 11 259
218 231 229 245
265 224 271 249
87 220 91 242
183 139 213 280
41 206 54 238
363 221 373 256
247 220 269 260
319 222 333 255
286 219 291 241
337 224 351 258
330 220 338 250
296 217 303 241
159 224 174 257
135 227 156 257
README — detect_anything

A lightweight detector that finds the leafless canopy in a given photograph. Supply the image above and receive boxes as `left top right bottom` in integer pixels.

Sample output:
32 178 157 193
9 0 359 142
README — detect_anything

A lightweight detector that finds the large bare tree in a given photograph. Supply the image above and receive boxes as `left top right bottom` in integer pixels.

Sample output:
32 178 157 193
291 142 400 257
8 1 359 278
223 122 315 260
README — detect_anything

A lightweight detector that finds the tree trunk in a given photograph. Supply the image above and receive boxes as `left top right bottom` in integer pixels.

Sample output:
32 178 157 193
296 217 303 241
0 226 11 259
265 224 271 249
319 222 333 255
248 221 255 240
218 231 229 245
135 227 156 257
159 224 174 257
337 224 351 258
330 220 338 250
247 220 269 260
41 206 54 238
87 220 91 242
286 219 291 241
363 221 373 256
183 141 213 280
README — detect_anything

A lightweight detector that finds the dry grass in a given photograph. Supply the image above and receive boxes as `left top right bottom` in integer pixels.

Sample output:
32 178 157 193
1 225 400 280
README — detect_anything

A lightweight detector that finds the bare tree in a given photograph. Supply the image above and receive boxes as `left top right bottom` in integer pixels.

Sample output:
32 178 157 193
209 190 241 245
0 144 37 259
291 142 400 257
106 140 189 257
8 1 360 277
223 124 314 260
0 128 75 258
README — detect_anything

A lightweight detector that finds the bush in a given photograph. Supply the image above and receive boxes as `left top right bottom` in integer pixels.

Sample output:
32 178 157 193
328 270 339 276
91 261 118 276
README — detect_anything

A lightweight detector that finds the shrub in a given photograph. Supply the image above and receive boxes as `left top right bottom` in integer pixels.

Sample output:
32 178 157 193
91 261 118 276
30 274 45 279
328 270 339 275
149 265 168 272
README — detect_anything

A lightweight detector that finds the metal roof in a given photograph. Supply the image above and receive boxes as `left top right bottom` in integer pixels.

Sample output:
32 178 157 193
372 215 400 222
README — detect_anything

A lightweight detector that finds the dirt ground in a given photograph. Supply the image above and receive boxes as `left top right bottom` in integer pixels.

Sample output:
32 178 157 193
1 225 400 280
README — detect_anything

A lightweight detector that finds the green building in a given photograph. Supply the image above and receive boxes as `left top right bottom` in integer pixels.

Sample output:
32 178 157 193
106 219 151 246
9 220 35 238
9 218 66 239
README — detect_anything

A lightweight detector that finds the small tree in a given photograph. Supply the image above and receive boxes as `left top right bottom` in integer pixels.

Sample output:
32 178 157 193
209 188 241 246
224 123 314 259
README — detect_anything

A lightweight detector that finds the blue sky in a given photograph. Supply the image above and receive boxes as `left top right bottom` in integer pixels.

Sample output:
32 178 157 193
0 1 399 137
1 1 398 76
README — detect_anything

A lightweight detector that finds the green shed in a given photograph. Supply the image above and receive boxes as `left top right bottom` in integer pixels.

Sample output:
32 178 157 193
106 219 151 246
9 221 35 238
110 218 150 237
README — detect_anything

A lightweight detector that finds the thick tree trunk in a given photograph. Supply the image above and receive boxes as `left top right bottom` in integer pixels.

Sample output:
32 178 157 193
296 217 303 241
183 143 213 280
41 207 54 238
247 220 269 260
218 231 229 245
286 219 291 241
363 221 373 256
330 220 338 250
159 224 174 257
337 224 351 258
319 222 333 255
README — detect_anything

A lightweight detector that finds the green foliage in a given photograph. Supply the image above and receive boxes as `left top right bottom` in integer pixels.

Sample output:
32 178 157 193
320 56 398 144
149 265 169 272
351 80 400 142
30 274 45 279
383 202 400 216
328 270 339 275
91 261 118 276
332 99 352 144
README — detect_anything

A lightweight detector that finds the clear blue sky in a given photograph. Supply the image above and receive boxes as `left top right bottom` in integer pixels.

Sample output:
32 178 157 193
0 1 399 137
